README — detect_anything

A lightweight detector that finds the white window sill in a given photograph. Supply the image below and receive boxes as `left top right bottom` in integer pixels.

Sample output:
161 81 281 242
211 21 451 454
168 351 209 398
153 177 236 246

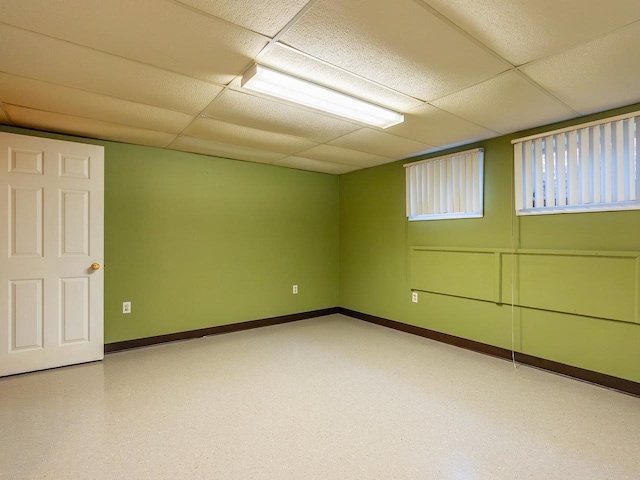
516 201 640 216
408 212 484 221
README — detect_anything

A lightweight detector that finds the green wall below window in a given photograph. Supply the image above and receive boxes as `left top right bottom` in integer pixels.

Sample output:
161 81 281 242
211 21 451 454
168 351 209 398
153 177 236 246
339 104 640 383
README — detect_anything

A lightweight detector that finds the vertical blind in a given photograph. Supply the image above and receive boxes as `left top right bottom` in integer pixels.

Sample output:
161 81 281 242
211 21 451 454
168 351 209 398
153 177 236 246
513 112 639 215
405 148 483 221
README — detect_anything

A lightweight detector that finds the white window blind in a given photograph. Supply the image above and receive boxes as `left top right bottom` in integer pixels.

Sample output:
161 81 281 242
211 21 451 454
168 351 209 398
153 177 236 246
404 148 483 221
513 111 640 216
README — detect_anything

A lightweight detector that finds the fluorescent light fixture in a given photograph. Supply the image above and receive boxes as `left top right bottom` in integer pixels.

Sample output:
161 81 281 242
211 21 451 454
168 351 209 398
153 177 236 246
241 64 404 129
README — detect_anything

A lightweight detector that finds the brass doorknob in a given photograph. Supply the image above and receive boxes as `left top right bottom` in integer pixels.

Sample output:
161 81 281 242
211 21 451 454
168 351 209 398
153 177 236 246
91 263 101 270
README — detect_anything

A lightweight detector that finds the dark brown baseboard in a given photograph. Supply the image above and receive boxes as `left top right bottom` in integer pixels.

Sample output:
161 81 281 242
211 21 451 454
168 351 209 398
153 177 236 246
105 307 339 353
337 307 640 397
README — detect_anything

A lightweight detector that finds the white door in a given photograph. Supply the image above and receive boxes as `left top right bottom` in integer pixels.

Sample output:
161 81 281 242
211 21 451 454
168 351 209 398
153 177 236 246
0 132 104 377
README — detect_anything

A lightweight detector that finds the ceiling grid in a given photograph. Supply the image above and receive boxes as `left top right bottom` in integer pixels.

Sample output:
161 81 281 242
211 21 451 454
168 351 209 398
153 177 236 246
0 0 638 173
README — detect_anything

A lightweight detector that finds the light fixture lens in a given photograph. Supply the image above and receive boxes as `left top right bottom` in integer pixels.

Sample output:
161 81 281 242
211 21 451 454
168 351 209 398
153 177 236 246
241 65 404 129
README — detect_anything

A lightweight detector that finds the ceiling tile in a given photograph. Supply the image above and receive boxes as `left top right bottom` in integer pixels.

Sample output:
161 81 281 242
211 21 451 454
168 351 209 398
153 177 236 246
175 0 310 37
6 105 176 148
279 0 509 100
432 71 576 134
0 24 222 115
521 22 640 115
0 0 268 85
0 73 194 134
170 136 286 164
0 104 9 124
257 43 423 111
386 103 498 147
329 129 433 159
422 0 640 66
204 90 360 143
273 156 360 174
183 117 317 155
296 144 393 168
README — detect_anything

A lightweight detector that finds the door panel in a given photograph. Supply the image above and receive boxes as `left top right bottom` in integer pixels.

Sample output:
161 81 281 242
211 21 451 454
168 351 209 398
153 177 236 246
1 132 104 376
59 153 90 179
10 186 43 257
60 189 89 256
9 147 43 175
60 277 90 344
10 279 44 351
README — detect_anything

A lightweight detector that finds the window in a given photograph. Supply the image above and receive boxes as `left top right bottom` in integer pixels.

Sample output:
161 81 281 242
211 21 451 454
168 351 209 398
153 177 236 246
513 111 639 216
404 148 484 221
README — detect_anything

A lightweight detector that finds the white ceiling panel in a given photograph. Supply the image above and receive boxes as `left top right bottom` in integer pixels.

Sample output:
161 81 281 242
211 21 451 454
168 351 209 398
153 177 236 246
432 72 576 134
0 1 638 175
205 90 360 143
169 136 286 164
183 117 317 154
0 0 268 85
6 106 177 148
422 0 640 66
329 129 433 158
521 22 640 115
0 104 9 124
280 0 510 101
386 103 498 147
295 144 393 168
0 24 222 115
257 43 423 111
0 73 194 134
174 0 310 37
273 156 360 174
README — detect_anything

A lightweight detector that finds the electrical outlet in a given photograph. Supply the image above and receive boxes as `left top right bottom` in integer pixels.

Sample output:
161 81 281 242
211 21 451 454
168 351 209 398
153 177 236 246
411 292 418 303
123 301 132 314
293 285 298 294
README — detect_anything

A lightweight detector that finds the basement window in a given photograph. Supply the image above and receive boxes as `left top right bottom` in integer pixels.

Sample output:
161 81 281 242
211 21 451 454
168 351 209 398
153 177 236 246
512 111 640 216
404 148 484 221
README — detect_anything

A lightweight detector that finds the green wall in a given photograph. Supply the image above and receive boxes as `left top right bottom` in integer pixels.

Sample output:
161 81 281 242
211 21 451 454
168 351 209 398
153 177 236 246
339 103 640 383
105 144 339 342
0 125 340 343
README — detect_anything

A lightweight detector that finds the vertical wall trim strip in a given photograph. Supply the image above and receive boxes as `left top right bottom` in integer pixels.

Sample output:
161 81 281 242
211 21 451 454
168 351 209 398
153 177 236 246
494 251 503 304
635 256 640 324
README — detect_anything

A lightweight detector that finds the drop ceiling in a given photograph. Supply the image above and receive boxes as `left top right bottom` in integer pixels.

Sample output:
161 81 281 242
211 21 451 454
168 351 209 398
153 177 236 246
1 0 639 175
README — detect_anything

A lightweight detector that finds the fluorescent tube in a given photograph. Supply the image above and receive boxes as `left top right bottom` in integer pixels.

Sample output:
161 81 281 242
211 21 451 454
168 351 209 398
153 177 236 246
241 64 404 129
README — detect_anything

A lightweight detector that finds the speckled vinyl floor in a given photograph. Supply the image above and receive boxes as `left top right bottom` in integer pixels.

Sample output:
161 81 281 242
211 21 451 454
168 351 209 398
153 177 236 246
1 314 639 479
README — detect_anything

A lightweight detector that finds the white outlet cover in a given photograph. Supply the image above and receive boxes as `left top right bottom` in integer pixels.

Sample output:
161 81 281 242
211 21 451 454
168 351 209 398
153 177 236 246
123 301 132 314
412 292 418 303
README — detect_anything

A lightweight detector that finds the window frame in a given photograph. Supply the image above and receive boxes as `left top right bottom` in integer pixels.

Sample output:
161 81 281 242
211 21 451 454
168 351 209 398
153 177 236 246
404 148 484 222
512 110 640 216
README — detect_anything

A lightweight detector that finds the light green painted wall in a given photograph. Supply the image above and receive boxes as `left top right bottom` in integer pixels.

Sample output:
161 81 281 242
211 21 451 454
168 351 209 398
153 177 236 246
0 125 340 343
105 144 339 342
339 103 640 383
